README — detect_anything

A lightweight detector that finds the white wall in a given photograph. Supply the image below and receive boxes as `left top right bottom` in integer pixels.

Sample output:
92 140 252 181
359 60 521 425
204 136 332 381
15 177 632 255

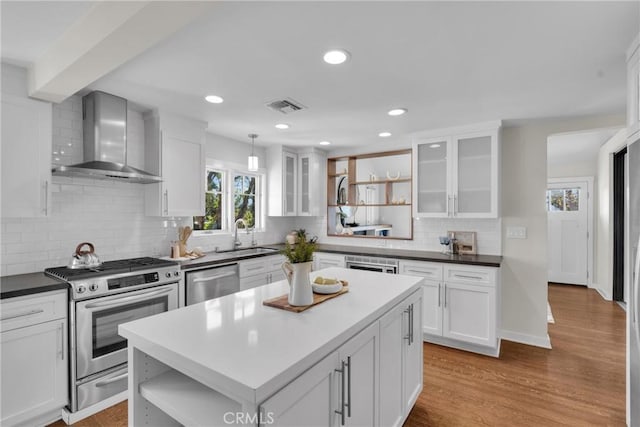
594 129 628 299
499 114 624 348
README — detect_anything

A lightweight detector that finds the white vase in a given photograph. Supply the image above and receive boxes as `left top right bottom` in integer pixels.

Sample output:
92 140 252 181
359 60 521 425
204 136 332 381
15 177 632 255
282 261 314 306
335 214 344 234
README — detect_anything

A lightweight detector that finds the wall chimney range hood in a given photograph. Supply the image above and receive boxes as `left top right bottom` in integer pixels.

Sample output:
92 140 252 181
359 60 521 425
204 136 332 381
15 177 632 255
52 91 161 184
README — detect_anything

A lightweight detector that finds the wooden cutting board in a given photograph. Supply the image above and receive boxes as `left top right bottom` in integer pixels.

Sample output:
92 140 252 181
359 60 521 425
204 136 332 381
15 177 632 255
263 287 349 313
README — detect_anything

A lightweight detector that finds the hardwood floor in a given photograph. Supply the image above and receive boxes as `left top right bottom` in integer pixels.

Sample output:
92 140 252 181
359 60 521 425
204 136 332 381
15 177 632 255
405 283 627 426
50 283 626 426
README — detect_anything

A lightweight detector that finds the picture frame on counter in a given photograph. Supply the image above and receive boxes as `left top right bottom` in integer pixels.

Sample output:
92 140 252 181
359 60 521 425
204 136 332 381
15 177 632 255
448 231 477 255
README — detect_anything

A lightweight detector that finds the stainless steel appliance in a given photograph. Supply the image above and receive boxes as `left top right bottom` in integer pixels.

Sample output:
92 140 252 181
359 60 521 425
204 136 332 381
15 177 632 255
628 137 639 425
185 263 239 305
345 255 398 274
45 257 180 413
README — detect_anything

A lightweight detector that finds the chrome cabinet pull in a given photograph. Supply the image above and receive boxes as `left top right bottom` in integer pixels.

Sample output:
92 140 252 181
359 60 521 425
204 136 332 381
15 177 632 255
58 323 64 360
404 307 411 343
444 284 447 308
1 309 44 321
346 356 351 417
335 360 346 426
454 195 458 216
437 283 441 307
410 304 414 345
163 190 169 215
454 274 483 280
447 195 452 217
407 269 432 275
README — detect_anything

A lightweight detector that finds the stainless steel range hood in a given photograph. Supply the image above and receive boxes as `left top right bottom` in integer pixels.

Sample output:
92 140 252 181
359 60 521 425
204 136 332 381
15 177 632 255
52 91 161 184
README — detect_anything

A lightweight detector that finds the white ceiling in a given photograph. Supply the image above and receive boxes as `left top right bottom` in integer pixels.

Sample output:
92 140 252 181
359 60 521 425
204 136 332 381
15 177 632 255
1 1 638 149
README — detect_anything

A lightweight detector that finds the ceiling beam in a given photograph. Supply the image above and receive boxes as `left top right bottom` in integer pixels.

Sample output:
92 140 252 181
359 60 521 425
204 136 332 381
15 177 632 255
28 1 215 103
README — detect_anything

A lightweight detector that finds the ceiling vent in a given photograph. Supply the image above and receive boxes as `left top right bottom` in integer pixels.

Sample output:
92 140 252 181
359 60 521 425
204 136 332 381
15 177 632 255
265 98 306 114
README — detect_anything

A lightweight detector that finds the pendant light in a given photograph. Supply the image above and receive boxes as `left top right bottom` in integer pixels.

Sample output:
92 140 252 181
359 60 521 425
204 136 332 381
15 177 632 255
248 133 259 171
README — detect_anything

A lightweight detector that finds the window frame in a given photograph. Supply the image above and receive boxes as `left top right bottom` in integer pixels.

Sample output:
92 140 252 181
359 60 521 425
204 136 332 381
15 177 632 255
193 162 265 236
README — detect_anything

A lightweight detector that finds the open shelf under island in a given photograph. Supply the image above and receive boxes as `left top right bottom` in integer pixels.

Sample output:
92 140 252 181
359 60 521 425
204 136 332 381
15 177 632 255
119 267 423 427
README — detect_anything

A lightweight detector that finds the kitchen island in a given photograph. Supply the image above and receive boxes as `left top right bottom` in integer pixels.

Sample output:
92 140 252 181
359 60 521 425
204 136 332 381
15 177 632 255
119 267 423 427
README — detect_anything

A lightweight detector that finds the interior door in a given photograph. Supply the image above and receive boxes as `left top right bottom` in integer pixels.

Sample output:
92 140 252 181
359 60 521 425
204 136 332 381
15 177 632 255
547 181 589 285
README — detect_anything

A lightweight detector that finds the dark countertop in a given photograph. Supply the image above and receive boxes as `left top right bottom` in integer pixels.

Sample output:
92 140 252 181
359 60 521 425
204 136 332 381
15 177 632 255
176 243 501 269
1 273 68 299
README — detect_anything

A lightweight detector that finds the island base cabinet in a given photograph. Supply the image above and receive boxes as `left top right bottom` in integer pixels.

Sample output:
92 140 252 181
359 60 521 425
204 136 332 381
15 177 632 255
379 291 423 427
443 282 496 347
1 319 67 426
260 352 339 427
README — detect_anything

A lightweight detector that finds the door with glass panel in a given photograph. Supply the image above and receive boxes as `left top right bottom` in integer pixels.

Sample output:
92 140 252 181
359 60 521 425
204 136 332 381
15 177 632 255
547 181 589 285
452 131 498 218
283 151 297 216
414 137 452 217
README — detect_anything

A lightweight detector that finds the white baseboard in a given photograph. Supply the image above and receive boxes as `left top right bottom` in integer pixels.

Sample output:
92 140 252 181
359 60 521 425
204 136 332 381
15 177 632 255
593 284 612 301
500 329 552 349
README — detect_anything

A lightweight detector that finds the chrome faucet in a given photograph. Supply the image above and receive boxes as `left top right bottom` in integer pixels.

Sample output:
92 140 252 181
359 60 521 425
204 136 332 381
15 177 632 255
234 218 247 249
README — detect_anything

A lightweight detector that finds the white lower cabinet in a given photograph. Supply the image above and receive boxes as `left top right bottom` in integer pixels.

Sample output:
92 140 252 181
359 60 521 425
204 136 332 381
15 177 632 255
379 290 423 427
400 260 500 356
1 290 68 426
239 255 286 291
313 253 346 270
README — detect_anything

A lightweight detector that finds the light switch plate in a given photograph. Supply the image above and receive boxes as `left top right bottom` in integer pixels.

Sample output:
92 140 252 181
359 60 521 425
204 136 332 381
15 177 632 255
506 226 527 239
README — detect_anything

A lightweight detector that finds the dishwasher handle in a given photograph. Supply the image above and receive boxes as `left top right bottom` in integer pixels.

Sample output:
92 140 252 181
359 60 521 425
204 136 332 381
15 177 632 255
192 271 237 283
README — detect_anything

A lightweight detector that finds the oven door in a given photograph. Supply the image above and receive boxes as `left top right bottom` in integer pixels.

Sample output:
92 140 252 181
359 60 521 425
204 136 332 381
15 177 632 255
75 283 178 379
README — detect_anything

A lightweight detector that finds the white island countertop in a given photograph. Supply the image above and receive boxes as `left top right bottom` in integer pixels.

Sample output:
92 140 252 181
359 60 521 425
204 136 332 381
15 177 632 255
119 267 422 404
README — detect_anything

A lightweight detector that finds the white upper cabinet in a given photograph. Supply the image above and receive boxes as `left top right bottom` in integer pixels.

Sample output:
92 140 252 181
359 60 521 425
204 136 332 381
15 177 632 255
144 112 206 217
1 65 52 218
627 33 640 141
267 146 326 216
413 121 500 218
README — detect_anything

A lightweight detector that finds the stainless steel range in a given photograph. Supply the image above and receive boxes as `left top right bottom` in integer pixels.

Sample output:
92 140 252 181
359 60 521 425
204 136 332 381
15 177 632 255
45 257 181 415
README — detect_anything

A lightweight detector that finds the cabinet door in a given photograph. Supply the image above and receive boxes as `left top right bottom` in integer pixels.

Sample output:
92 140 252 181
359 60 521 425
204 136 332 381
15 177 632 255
403 294 423 414
443 282 496 346
283 151 297 216
413 137 452 218
314 253 345 270
452 130 498 218
378 300 406 427
1 319 68 426
162 133 204 217
239 274 269 291
298 154 311 216
260 351 339 427
1 93 52 218
420 280 442 336
338 322 378 427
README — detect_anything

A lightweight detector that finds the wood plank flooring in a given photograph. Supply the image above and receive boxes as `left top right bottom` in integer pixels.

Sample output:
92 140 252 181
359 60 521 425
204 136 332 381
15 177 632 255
50 283 626 426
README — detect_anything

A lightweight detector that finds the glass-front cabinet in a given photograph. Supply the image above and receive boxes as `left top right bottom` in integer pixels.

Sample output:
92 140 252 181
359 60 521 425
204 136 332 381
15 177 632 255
283 151 297 216
413 122 500 218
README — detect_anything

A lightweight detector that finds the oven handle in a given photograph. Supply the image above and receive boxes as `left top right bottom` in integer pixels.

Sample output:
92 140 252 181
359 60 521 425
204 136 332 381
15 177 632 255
95 372 128 388
84 287 173 309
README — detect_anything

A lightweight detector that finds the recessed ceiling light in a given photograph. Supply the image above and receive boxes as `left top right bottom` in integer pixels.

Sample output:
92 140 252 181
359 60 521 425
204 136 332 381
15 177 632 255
430 143 441 148
319 141 331 146
388 108 407 116
205 95 224 104
378 132 392 138
275 123 290 130
323 49 350 65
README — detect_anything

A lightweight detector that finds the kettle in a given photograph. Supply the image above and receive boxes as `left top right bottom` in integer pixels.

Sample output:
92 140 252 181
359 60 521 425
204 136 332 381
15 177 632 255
67 242 102 269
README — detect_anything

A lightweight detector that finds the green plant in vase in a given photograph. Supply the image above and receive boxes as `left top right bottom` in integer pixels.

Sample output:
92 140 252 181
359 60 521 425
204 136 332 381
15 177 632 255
280 229 317 306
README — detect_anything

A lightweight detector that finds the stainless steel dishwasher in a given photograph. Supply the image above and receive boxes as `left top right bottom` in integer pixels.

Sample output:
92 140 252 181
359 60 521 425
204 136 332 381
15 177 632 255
185 263 240 305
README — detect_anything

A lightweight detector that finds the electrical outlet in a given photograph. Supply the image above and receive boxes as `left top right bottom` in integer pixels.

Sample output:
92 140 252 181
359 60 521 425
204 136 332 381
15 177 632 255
506 226 527 239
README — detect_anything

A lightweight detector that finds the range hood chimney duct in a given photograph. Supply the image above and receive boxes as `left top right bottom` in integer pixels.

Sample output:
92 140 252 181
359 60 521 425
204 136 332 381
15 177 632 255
52 91 161 184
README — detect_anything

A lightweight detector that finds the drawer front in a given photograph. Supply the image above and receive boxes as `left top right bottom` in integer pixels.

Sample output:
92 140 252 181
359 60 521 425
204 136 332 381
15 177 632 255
444 265 497 286
1 290 67 332
239 258 267 278
265 255 286 272
400 261 443 281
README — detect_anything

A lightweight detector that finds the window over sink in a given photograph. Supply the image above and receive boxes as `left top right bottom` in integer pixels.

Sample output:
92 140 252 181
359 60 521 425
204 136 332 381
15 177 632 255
193 165 264 233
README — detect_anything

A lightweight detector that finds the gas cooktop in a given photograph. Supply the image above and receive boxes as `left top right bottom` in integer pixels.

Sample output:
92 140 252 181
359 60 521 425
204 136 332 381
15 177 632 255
45 257 178 282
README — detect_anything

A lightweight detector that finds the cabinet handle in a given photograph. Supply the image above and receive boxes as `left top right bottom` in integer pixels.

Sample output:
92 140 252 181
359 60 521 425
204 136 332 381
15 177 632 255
57 323 64 360
404 307 411 343
438 283 441 307
1 308 44 321
410 303 414 345
163 190 169 215
335 360 346 426
246 265 263 272
43 180 49 216
444 284 447 308
447 195 452 217
454 195 458 216
346 356 352 417
407 269 432 275
454 274 483 280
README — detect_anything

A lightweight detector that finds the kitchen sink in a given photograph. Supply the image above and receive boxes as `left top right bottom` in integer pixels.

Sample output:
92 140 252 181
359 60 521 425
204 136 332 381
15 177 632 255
215 247 280 256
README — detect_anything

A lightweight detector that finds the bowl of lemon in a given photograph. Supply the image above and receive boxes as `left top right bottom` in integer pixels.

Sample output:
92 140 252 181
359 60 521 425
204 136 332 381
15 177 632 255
312 276 343 294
